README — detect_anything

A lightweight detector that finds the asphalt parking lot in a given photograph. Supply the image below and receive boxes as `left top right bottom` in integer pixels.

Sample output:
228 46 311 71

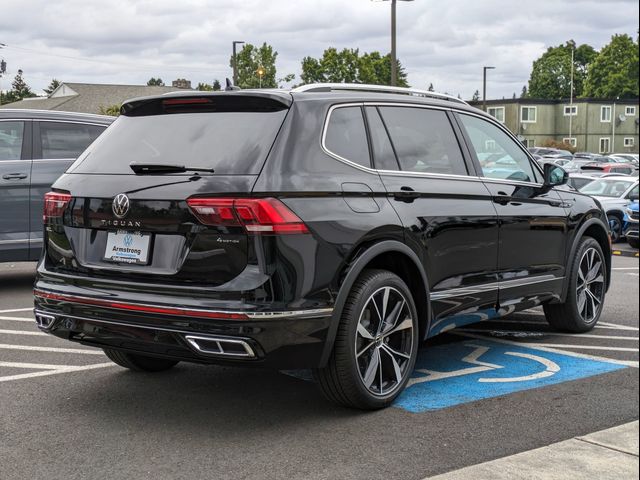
0 253 637 480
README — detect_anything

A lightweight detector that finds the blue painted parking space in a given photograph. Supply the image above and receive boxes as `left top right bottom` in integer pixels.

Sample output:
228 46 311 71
394 339 627 413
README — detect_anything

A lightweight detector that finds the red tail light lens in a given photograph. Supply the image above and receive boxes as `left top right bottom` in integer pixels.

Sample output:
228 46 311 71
187 197 309 235
43 192 71 222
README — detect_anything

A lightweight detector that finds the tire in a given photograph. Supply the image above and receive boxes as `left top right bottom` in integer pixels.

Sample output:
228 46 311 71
314 269 419 410
103 348 179 372
627 237 639 249
543 237 606 333
607 213 623 243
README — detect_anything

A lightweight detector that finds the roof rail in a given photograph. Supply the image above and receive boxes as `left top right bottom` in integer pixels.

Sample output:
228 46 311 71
291 83 468 105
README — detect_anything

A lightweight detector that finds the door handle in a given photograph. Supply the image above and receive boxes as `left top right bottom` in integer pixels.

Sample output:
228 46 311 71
2 173 28 180
394 186 420 202
493 195 511 206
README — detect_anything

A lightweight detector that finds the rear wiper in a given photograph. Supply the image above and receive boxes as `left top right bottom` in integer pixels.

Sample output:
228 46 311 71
129 162 215 174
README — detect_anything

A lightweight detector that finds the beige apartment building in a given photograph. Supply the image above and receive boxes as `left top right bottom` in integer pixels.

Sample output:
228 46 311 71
471 98 640 154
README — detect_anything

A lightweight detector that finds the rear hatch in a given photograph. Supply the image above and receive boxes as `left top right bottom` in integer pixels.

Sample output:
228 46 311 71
44 93 293 287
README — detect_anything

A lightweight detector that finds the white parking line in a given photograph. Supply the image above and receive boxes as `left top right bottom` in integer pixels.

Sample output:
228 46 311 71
0 329 43 336
612 267 639 270
0 362 114 383
0 316 34 322
0 344 104 355
509 343 638 352
0 308 33 314
598 322 639 331
453 331 639 368
0 361 66 370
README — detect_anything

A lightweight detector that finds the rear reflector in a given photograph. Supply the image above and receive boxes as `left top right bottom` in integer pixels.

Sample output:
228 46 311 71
33 289 249 320
43 192 71 222
187 197 309 234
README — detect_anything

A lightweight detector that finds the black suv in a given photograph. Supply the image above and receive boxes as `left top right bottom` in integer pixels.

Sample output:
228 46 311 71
34 84 611 409
0 109 112 262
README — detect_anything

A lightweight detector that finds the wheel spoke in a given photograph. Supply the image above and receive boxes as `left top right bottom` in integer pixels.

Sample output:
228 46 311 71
383 299 405 334
382 343 411 360
377 288 390 335
577 290 587 317
362 349 380 389
382 347 403 385
586 288 602 305
357 322 374 341
356 341 375 359
586 261 602 283
588 274 604 285
383 317 413 338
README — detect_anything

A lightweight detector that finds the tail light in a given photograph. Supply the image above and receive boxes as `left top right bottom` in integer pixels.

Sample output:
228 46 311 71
43 192 71 222
187 197 309 234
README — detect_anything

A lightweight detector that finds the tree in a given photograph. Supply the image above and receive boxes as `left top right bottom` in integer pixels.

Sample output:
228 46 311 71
99 104 121 116
471 90 480 102
300 47 408 86
520 85 528 98
427 83 434 92
212 79 221 91
196 82 213 91
43 78 61 95
4 70 37 102
527 41 596 99
230 43 278 89
583 34 639 98
146 77 165 86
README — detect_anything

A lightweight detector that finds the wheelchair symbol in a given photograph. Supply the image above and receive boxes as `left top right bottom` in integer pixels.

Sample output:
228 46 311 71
407 343 560 387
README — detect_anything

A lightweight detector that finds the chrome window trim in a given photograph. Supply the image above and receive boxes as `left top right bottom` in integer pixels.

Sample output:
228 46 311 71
36 119 110 128
321 102 482 183
0 238 30 245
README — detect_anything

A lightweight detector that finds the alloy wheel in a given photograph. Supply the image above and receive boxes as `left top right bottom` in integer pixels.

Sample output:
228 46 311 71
608 217 622 242
354 286 414 396
576 247 605 324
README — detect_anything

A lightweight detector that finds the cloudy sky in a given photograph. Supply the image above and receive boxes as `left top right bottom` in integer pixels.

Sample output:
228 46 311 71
0 0 638 99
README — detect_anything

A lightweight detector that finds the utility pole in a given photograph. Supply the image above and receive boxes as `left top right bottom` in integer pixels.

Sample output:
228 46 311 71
232 40 245 86
482 66 495 112
378 0 413 86
568 47 574 144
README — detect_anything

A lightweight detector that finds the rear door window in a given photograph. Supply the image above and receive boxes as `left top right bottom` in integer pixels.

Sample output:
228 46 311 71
377 107 467 175
0 121 25 160
364 107 399 171
458 114 541 183
325 106 371 168
38 122 105 159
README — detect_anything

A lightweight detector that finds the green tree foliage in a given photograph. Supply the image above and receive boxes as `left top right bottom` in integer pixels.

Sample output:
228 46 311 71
471 90 480 102
230 43 278 89
4 70 37 103
43 78 61 95
196 82 213 91
583 34 639 99
99 104 121 116
300 47 408 86
212 79 221 91
520 85 527 98
527 41 596 99
146 77 165 86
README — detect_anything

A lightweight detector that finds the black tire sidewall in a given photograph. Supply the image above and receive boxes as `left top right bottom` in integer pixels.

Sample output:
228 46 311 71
341 270 419 407
566 237 607 329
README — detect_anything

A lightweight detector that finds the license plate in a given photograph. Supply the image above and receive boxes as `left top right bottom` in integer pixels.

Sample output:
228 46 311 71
104 230 151 265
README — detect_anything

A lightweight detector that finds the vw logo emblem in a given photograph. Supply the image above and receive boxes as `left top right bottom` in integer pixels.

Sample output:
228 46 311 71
112 193 130 219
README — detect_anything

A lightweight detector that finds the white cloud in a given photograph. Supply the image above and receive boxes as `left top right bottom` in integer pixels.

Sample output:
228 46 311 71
0 0 637 99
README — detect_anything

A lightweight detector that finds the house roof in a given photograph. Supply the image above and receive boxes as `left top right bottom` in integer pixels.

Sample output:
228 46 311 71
0 82 189 115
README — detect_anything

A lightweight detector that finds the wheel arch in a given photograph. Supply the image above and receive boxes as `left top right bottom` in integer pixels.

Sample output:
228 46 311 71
559 217 612 303
319 240 430 367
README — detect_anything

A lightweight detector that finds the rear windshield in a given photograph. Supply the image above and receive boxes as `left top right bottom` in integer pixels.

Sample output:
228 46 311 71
68 109 288 175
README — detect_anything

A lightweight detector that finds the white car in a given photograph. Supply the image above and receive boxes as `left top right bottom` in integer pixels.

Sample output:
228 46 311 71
579 177 640 242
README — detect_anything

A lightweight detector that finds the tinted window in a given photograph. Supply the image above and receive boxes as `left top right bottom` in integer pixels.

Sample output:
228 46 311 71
69 110 288 175
39 122 105 159
0 121 24 160
459 114 540 183
364 107 399 171
325 107 370 168
378 107 467 175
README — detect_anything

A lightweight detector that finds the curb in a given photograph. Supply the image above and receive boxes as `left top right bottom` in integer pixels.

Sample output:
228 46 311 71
612 249 639 258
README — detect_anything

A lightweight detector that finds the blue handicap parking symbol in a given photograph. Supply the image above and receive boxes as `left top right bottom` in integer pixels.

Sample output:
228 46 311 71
394 339 626 413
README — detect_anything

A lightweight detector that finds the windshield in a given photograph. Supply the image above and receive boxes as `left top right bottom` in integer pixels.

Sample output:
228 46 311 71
579 179 635 197
68 110 288 175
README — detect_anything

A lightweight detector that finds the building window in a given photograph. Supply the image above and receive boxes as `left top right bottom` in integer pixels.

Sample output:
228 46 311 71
624 137 635 147
563 137 577 147
601 106 612 122
487 106 505 123
625 106 636 116
523 139 535 148
599 137 611 154
564 105 578 116
521 106 537 123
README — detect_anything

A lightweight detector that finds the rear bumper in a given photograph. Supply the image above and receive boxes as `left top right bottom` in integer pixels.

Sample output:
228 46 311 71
33 288 333 369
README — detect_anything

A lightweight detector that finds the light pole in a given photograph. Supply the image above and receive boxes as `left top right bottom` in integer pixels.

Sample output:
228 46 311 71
232 40 245 86
376 0 414 86
482 66 495 112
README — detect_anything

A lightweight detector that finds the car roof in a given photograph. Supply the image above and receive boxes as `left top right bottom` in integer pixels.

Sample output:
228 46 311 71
0 108 114 124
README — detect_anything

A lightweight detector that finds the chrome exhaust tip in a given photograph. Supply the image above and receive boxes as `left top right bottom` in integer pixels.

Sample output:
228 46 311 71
34 311 57 330
184 334 256 359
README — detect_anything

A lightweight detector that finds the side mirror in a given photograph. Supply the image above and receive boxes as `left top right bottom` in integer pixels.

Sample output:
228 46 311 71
543 163 568 188
630 193 639 202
